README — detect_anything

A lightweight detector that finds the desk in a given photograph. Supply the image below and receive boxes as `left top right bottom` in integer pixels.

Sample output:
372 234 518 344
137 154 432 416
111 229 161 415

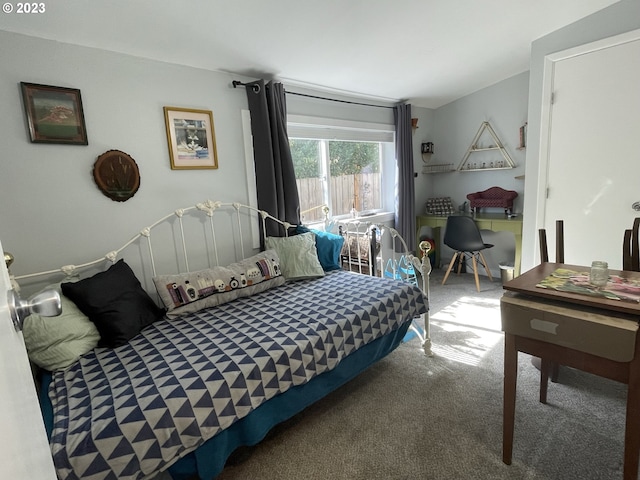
416 214 523 276
501 263 640 480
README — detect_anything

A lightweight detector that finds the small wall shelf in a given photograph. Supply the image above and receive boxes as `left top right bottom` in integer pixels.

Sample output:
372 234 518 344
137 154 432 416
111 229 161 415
422 163 456 174
421 151 455 174
459 166 513 172
457 121 515 171
470 147 500 152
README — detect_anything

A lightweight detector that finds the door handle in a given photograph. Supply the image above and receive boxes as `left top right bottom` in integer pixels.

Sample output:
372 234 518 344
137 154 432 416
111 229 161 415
633 202 640 211
7 289 61 331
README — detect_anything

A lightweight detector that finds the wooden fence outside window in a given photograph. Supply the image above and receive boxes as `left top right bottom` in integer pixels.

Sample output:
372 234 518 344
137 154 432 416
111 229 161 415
298 173 381 222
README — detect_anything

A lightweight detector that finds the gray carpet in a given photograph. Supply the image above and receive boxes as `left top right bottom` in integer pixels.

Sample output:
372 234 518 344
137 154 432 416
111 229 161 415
170 270 630 479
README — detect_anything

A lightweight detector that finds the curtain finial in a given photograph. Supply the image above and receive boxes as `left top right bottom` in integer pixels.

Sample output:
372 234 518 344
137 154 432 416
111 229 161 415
232 80 261 94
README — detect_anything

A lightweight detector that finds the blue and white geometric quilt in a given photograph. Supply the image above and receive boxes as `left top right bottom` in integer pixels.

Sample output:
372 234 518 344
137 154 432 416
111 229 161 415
49 270 427 479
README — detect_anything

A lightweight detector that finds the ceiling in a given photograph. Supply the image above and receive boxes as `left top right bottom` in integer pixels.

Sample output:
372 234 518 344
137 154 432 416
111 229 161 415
0 0 618 108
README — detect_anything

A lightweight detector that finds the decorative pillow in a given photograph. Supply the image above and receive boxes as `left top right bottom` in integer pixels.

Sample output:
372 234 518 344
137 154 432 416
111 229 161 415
153 250 286 319
22 292 100 371
61 260 166 348
296 225 345 272
310 229 344 271
265 232 325 281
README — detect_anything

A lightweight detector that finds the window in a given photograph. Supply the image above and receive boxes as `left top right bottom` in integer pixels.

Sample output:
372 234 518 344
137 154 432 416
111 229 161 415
290 139 381 218
288 116 395 223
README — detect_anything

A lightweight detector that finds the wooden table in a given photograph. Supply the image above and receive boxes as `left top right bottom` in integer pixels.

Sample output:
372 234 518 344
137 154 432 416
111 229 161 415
501 263 640 479
416 214 522 276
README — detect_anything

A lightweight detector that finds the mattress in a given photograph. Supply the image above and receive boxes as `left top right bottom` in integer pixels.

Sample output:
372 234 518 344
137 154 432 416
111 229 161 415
47 270 427 479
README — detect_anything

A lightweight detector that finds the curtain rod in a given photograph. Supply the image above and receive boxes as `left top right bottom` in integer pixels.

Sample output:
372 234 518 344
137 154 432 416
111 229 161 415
232 79 395 109
285 90 395 109
232 80 261 93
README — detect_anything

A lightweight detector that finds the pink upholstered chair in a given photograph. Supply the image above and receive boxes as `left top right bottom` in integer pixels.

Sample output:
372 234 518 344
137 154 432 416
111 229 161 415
466 186 518 215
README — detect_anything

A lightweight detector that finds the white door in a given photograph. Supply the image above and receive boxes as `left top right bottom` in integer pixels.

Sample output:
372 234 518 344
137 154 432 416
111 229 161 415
543 30 640 269
0 240 57 479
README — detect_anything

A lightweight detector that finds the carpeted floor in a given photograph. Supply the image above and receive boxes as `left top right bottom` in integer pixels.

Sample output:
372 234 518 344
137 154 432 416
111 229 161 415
162 269 630 479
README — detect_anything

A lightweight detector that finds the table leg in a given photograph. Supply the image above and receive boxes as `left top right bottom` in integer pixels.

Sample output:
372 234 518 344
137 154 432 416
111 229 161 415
539 357 550 404
503 333 518 465
623 353 640 480
432 226 442 268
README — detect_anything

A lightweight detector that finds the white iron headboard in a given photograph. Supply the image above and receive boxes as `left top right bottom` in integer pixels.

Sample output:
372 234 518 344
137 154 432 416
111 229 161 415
13 200 290 295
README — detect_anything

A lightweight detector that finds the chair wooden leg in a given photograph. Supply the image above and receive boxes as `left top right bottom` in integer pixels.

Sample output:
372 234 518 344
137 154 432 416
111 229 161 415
442 252 458 285
478 251 494 281
456 252 464 275
472 255 481 292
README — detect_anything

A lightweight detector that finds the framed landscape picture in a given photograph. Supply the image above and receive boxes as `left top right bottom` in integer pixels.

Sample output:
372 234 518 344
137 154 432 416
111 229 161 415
20 82 88 145
163 106 218 170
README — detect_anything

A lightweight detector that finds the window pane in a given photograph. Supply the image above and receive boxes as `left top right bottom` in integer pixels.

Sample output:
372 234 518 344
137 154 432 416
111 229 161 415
290 136 385 221
328 141 381 216
290 139 325 222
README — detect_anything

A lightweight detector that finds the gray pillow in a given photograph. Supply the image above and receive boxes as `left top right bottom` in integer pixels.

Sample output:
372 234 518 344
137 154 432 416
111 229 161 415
153 250 285 319
265 232 325 281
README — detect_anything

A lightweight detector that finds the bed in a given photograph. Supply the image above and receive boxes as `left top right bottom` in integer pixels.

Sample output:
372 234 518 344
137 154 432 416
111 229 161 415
13 200 431 480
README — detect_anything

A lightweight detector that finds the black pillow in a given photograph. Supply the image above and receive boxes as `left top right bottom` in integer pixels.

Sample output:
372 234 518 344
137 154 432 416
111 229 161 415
61 259 166 348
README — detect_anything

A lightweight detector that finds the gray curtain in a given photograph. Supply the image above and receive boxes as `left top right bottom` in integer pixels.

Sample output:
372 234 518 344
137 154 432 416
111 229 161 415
245 80 300 237
394 103 416 252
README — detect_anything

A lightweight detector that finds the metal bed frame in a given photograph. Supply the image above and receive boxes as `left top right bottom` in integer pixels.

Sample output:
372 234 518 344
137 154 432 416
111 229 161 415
13 200 433 355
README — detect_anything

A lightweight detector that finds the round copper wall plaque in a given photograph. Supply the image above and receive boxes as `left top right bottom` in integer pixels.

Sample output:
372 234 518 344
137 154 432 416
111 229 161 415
93 149 141 202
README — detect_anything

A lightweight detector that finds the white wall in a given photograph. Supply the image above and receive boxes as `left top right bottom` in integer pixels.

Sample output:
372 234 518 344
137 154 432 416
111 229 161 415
410 107 436 216
0 31 395 285
411 72 529 275
0 31 249 278
522 0 640 272
424 72 528 213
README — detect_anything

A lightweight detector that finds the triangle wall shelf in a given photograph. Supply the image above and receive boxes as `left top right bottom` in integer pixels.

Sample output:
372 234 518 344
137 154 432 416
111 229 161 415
457 121 515 172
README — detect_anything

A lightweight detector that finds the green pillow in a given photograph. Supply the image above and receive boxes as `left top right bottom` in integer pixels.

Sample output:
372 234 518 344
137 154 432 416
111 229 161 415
265 232 325 281
22 293 100 371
